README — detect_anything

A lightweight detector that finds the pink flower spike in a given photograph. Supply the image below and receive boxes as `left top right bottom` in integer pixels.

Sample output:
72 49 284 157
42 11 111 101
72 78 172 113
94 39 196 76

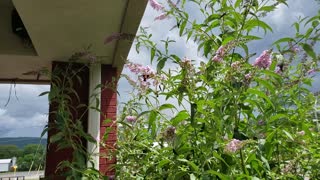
231 61 240 69
225 139 243 153
104 33 121 44
155 13 169 21
126 116 137 123
216 45 226 57
297 131 305 136
212 55 222 62
275 66 281 74
149 0 164 11
292 46 299 53
307 69 315 75
245 73 252 80
253 50 272 69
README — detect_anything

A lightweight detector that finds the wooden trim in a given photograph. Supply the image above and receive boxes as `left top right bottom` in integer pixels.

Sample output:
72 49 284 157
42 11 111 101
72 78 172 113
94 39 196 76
0 78 50 84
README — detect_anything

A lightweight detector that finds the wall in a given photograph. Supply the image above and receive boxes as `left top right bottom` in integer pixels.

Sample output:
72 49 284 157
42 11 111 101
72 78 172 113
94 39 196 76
99 65 117 176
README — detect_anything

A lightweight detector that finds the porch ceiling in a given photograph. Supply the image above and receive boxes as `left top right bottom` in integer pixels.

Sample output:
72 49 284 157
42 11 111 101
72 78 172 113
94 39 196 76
0 0 147 83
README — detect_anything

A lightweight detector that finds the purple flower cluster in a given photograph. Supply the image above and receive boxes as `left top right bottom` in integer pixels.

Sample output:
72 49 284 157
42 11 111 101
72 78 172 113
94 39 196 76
212 45 226 62
155 13 169 21
231 61 241 69
125 62 165 92
258 120 265 126
245 73 252 80
126 62 156 79
225 139 243 153
126 116 137 123
297 130 305 136
104 33 135 44
149 0 164 11
275 66 282 74
180 57 193 68
307 69 315 75
253 50 272 69
149 0 179 21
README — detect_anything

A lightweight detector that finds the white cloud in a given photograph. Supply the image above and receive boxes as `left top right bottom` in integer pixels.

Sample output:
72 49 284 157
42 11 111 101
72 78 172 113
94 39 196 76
0 107 47 137
0 84 49 137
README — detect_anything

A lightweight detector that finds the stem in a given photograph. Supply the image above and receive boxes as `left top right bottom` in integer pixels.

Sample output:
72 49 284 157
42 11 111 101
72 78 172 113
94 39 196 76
276 130 281 174
239 149 247 175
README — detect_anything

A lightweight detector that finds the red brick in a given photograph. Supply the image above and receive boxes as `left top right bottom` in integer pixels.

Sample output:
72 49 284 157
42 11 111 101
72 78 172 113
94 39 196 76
105 105 117 113
103 98 117 106
100 117 116 127
100 126 117 134
100 157 117 164
103 133 117 141
100 65 118 176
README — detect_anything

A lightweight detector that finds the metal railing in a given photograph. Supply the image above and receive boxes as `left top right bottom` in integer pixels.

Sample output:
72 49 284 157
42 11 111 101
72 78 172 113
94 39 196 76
0 176 25 180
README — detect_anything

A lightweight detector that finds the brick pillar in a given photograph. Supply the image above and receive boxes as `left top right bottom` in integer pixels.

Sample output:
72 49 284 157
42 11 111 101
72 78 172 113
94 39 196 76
45 62 89 179
99 65 117 176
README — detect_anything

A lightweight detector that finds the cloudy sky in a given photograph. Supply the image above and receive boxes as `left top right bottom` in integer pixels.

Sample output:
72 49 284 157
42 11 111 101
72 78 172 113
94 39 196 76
0 0 319 137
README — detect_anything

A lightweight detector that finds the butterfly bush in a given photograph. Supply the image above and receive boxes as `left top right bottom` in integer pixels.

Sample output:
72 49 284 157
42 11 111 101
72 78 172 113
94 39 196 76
212 45 226 62
124 61 165 93
225 139 243 153
155 13 169 21
253 50 272 69
149 0 164 11
125 116 137 123
116 0 320 179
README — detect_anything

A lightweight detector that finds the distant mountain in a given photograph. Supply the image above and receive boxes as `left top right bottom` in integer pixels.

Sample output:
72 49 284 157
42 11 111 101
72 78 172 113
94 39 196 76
0 137 47 149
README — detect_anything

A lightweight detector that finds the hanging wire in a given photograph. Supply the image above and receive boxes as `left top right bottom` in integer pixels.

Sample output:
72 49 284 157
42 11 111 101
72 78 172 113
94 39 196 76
4 80 19 107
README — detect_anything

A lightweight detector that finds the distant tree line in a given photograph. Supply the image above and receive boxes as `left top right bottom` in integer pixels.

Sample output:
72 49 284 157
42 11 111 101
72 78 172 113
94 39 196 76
0 144 45 171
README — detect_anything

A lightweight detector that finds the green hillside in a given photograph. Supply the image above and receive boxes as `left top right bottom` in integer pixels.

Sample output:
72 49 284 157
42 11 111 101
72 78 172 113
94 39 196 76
0 137 47 149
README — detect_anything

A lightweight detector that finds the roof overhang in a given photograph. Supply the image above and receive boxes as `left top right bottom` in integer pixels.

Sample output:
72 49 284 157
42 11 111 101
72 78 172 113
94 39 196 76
0 0 147 83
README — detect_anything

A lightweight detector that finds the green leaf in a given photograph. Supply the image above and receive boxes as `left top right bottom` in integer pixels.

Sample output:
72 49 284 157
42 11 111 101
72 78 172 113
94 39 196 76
159 103 176 111
204 40 213 57
148 110 158 138
282 130 294 141
247 89 274 108
234 0 242 8
170 54 181 63
206 170 229 179
304 28 313 39
177 159 199 172
151 48 156 62
41 125 48 138
312 20 319 28
138 110 151 119
157 58 166 73
244 19 273 34
50 132 64 144
179 20 188 36
302 43 316 59
261 70 282 83
243 35 262 40
171 110 190 126
212 151 229 167
259 5 276 12
269 114 287 123
255 78 275 94
264 141 274 160
272 37 295 45
158 159 171 168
